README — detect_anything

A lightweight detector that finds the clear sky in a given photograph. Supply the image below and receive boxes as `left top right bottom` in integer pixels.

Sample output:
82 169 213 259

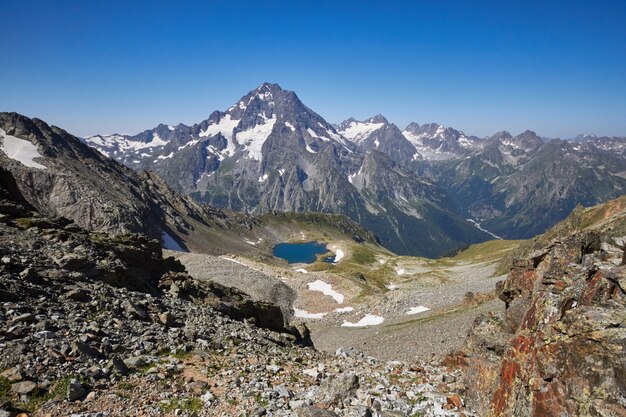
1 0 625 138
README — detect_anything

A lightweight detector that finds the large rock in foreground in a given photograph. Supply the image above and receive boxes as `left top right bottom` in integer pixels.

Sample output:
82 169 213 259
462 199 626 416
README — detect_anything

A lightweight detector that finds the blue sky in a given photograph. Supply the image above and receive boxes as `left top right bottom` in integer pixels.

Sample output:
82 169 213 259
1 0 625 138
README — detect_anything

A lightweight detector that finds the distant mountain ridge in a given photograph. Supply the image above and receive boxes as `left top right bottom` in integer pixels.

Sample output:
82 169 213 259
81 82 626 255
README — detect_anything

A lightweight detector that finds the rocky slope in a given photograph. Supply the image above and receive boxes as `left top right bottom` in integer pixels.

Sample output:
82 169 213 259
459 196 626 416
0 111 257 255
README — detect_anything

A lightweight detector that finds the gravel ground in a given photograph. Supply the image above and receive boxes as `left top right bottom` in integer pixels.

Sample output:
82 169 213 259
308 262 506 361
173 248 507 363
310 297 504 362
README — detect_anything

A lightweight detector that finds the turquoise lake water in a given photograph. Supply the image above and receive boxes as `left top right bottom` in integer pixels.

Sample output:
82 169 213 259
273 241 330 264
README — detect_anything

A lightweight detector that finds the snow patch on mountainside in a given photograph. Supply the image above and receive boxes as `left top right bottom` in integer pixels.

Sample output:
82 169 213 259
341 314 384 327
200 114 240 156
333 249 345 263
307 280 344 303
402 124 479 160
339 121 385 143
406 306 430 315
0 129 47 169
200 114 240 140
85 132 168 154
324 127 350 146
293 308 326 319
395 267 406 276
237 114 277 161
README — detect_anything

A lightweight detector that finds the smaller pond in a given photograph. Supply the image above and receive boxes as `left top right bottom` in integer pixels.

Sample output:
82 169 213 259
273 241 330 264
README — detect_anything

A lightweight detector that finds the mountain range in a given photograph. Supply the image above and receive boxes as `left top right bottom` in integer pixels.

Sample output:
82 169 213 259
76 82 626 256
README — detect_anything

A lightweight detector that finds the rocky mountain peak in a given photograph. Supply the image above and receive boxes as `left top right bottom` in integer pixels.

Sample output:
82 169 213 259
403 122 421 132
512 129 543 150
419 122 445 132
401 122 480 160
367 114 389 124
488 131 513 141
516 129 540 140
573 133 598 141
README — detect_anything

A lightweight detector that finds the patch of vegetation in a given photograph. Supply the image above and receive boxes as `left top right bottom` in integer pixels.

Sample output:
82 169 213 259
16 376 76 412
15 217 36 229
137 362 156 373
350 246 377 265
253 392 270 407
47 376 73 400
0 376 10 402
450 239 521 264
117 381 134 391
170 349 194 360
161 396 204 414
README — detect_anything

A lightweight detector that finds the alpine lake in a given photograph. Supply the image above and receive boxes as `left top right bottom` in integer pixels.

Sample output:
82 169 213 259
273 241 336 264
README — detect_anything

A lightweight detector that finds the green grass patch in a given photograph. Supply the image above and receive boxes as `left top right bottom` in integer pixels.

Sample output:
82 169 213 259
15 376 75 412
0 376 10 402
170 350 194 360
161 396 204 414
15 217 36 229
350 246 377 264
449 239 522 264
117 381 134 391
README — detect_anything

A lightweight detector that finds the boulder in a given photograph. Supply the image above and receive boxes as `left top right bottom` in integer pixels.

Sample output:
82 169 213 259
316 373 359 406
10 381 37 396
67 379 86 401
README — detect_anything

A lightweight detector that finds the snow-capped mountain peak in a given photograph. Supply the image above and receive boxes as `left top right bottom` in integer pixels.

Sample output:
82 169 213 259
337 116 389 144
85 82 352 168
401 122 481 160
